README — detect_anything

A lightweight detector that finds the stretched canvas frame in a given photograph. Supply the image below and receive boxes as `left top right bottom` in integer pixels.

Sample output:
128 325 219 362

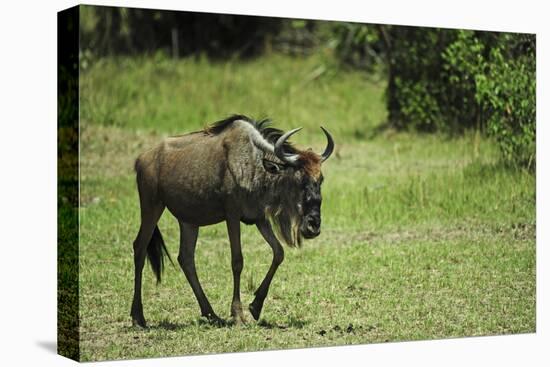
58 4 536 362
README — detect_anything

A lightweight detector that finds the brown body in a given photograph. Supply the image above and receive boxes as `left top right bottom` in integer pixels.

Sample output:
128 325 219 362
130 115 333 327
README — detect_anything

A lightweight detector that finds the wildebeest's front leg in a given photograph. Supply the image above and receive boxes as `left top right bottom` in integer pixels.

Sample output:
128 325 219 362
226 217 246 324
177 221 223 324
249 219 285 320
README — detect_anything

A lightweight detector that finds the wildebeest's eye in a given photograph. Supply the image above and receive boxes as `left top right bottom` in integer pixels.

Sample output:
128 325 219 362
262 159 285 174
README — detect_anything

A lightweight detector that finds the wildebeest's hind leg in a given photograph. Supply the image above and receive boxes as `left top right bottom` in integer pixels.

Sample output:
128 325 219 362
249 219 285 320
130 198 165 328
226 217 246 324
178 221 223 325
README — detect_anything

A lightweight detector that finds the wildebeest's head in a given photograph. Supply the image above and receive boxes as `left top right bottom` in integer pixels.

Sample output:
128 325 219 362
262 126 334 246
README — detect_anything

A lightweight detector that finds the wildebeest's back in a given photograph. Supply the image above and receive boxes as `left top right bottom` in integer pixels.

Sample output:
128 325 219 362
154 126 260 226
152 131 226 225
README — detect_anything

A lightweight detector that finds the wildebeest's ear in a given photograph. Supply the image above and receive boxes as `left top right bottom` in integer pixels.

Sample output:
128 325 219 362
262 159 285 174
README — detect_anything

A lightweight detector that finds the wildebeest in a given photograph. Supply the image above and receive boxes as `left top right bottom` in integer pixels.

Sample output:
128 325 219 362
130 115 334 327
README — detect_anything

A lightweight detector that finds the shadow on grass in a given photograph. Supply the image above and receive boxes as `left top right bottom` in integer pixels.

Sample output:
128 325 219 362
124 315 309 332
122 320 193 332
257 316 308 330
150 320 194 331
126 318 231 332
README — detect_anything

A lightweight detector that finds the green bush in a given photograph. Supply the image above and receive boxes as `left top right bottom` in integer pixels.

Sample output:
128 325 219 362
380 28 535 169
482 35 535 169
444 31 535 169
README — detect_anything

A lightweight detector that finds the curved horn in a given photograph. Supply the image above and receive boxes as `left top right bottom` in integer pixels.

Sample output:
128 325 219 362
320 126 334 162
274 127 302 165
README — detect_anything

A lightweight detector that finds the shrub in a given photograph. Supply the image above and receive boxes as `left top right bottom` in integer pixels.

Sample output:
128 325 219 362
444 31 535 169
381 28 535 169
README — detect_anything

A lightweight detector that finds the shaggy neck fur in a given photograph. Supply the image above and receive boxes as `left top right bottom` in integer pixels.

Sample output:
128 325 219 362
205 115 323 247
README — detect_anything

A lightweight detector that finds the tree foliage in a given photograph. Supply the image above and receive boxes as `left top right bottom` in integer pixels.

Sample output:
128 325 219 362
337 25 536 169
80 6 282 59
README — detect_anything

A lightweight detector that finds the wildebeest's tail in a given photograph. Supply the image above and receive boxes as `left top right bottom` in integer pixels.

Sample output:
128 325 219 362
147 226 174 283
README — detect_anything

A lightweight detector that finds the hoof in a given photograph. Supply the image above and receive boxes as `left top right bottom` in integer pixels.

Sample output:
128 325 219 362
130 304 146 328
132 316 147 328
204 313 226 327
248 301 263 321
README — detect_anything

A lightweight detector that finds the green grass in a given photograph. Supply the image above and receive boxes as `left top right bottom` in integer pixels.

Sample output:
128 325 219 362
78 53 535 361
80 52 386 140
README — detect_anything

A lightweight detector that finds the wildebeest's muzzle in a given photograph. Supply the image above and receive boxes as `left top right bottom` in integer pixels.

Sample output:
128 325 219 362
300 178 322 239
301 211 321 238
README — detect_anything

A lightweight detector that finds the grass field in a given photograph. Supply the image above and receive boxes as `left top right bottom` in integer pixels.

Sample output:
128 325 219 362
78 53 535 361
